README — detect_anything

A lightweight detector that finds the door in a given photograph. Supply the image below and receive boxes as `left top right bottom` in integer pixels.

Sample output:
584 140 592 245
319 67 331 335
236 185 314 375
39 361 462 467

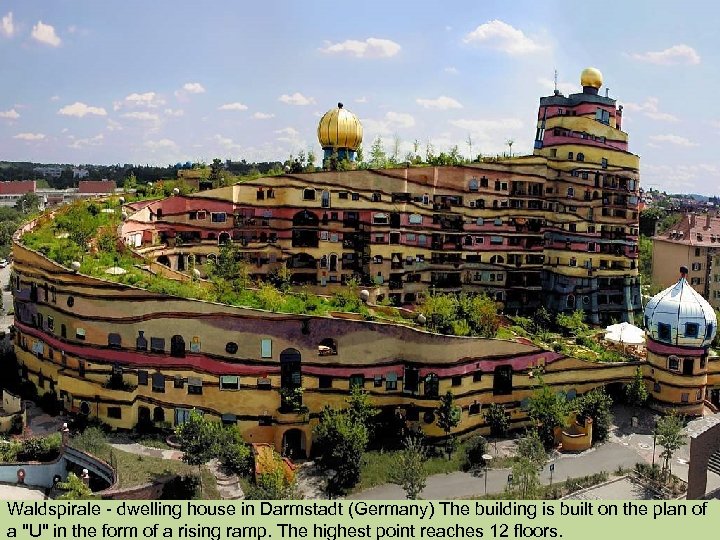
683 358 694 376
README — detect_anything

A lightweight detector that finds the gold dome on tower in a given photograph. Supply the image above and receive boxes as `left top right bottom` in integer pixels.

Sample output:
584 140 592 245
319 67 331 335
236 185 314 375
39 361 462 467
580 67 603 89
317 102 363 151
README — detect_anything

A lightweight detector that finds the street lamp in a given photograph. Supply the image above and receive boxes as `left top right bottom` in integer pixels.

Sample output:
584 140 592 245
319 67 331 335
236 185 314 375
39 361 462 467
482 454 493 495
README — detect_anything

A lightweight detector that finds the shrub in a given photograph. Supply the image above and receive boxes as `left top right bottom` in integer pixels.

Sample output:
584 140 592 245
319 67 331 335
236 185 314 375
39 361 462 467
463 435 488 471
18 433 62 462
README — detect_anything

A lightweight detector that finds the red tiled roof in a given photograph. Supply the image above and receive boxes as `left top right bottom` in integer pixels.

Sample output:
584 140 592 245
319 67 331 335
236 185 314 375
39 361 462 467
0 180 36 195
653 213 720 247
78 180 116 194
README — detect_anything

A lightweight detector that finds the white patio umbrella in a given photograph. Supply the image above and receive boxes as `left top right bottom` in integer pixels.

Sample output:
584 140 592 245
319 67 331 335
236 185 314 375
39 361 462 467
604 321 645 345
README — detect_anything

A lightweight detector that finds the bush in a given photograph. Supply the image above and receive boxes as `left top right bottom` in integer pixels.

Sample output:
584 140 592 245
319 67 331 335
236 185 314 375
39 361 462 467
160 475 199 499
17 433 62 462
217 427 252 476
10 414 24 435
463 435 488 471
70 427 108 456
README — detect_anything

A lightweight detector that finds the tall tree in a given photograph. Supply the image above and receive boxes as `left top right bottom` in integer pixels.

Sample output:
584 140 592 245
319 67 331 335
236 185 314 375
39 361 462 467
484 403 510 453
391 436 428 499
510 430 546 499
576 388 613 443
625 367 648 408
175 409 219 491
436 390 461 456
656 411 686 480
369 136 388 169
527 379 569 449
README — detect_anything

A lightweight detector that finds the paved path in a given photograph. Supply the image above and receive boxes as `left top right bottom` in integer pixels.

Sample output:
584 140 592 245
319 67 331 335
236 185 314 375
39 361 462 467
108 441 183 461
0 484 46 500
349 442 642 499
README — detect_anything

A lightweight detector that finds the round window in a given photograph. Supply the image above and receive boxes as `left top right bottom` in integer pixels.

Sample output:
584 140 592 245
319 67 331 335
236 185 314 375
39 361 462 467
67 296 75 307
225 342 238 354
423 411 435 424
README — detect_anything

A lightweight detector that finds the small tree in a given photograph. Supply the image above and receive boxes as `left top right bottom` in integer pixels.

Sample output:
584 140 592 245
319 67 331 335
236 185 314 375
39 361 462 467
527 379 569 449
625 367 648 408
346 386 378 437
175 409 219 490
458 293 500 337
463 434 488 471
656 411 686 480
555 310 589 337
510 430 546 499
576 388 613 443
436 391 461 457
245 448 300 500
391 436 428 499
57 472 95 500
484 403 509 453
313 407 369 494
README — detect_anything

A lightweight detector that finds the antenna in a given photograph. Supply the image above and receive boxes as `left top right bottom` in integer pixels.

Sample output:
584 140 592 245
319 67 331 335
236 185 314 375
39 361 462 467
605 88 609 98
553 69 558 93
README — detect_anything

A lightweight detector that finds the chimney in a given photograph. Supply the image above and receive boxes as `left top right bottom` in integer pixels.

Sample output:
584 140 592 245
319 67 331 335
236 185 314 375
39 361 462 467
690 214 696 228
706 213 711 229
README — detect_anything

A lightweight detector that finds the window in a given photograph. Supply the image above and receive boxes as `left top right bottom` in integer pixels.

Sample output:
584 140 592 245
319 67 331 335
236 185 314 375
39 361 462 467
196 211 207 220
261 339 272 358
303 188 316 200
372 192 382 202
174 376 184 389
452 375 462 387
150 337 165 353
47 316 54 331
187 377 203 395
404 367 419 393
576 153 585 162
67 296 75 307
220 375 239 390
151 372 165 393
409 213 423 225
567 187 575 198
349 374 365 389
469 402 481 415
668 356 680 371
75 328 86 341
691 278 701 285
424 373 439 397
211 212 226 223
138 370 148 385
108 333 121 349
107 407 122 419
473 371 482 382
685 323 699 338
654 382 661 393
338 191 348 200
469 179 479 192
657 323 671 342
351 192 360 201
319 375 333 389
373 213 389 225
373 374 383 388
601 158 608 168
706 324 714 340
225 342 238 354
568 152 573 160
385 373 398 390
493 365 513 395
681 393 689 403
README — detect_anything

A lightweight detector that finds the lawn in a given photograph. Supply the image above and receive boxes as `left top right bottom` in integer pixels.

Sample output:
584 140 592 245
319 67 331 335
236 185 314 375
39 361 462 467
354 445 466 492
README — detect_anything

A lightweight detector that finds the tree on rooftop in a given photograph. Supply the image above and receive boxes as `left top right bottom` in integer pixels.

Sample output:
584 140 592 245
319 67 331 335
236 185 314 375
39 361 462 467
555 310 589 337
458 293 500 337
369 136 388 169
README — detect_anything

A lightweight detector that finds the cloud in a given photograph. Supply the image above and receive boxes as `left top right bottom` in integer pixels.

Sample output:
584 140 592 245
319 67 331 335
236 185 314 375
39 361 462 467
0 108 20 119
416 96 463 110
1 12 14 37
648 134 697 147
275 127 299 137
69 133 104 149
643 163 720 193
58 102 107 117
463 20 547 55
319 37 401 58
122 92 165 108
622 97 678 122
362 111 416 136
50 95 60 102
144 138 178 151
253 112 275 119
444 67 459 75
214 134 242 153
106 119 123 131
355 96 368 104
181 82 205 93
537 77 577 96
449 118 524 146
164 108 184 117
13 132 45 141
31 20 61 47
121 111 160 121
279 92 315 106
630 44 700 65
218 102 248 111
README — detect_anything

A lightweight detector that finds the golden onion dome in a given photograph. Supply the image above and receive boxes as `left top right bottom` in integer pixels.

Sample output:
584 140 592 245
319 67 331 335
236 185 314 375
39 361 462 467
580 67 603 89
317 103 363 151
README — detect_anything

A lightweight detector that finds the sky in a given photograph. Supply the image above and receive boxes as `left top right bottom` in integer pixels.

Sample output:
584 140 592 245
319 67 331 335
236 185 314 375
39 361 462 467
1 0 719 195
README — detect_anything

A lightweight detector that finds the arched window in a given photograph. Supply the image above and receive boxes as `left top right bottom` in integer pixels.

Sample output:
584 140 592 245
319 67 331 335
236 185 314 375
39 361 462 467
153 406 165 423
576 153 585 162
567 187 575 198
170 335 185 358
490 255 504 264
218 232 230 245
293 210 319 227
424 373 439 397
303 188 316 201
321 190 330 208
468 178 479 192
566 294 575 308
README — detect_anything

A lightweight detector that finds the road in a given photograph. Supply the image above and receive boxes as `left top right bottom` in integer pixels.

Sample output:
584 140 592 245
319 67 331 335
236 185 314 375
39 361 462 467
348 442 642 499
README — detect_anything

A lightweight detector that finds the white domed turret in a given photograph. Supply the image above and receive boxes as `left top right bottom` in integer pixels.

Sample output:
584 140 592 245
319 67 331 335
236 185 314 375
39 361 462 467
645 266 717 348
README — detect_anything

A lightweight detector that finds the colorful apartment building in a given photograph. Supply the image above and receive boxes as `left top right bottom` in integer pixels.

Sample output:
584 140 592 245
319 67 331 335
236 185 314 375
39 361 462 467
11 68 688 456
